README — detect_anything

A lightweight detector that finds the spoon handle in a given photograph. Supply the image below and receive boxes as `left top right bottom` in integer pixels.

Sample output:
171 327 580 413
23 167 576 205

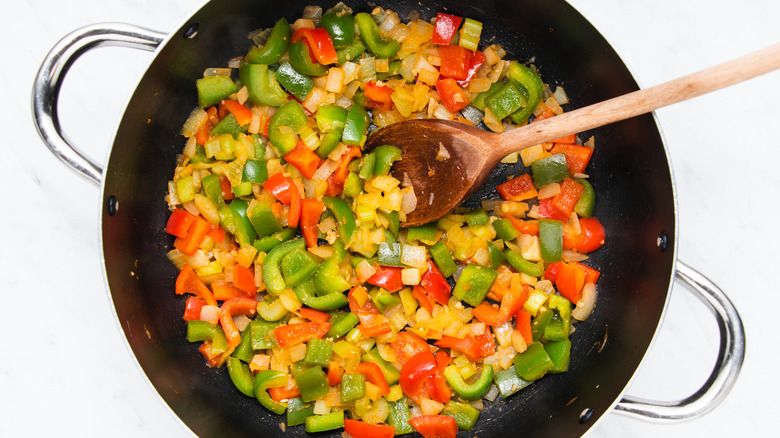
497 42 780 154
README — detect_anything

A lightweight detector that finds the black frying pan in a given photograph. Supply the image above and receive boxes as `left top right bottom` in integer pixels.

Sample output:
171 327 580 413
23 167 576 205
32 0 744 436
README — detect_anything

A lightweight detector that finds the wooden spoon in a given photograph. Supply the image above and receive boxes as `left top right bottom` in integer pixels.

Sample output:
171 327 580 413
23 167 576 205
366 43 780 227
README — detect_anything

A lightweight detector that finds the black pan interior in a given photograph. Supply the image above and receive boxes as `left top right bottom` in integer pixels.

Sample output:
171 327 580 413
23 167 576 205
100 0 676 436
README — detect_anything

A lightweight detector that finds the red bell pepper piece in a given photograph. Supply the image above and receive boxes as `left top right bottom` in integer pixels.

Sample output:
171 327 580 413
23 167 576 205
219 297 258 349
292 28 338 65
198 341 224 367
364 80 394 111
574 217 605 253
299 306 330 323
219 175 235 201
284 140 323 179
174 215 212 255
421 259 451 305
287 181 302 228
457 50 486 87
400 350 437 398
183 296 207 321
344 419 395 438
504 215 539 236
516 309 533 344
435 78 470 113
268 375 301 401
412 285 434 313
554 261 586 303
357 362 390 396
231 264 257 296
435 333 494 362
211 280 251 301
408 415 458 438
425 350 451 404
496 173 538 202
207 224 226 244
550 143 594 175
196 106 217 146
175 264 217 306
300 198 324 248
538 198 569 222
326 146 361 196
431 13 463 45
358 319 392 337
366 266 404 293
263 172 293 204
391 331 430 366
328 361 343 386
553 134 577 145
551 177 584 217
438 44 472 81
348 286 391 336
472 283 529 326
219 99 253 126
273 321 331 348
166 209 195 238
576 261 601 284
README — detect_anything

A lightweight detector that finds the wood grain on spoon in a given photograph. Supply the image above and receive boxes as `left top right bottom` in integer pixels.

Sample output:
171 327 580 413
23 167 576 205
366 43 780 227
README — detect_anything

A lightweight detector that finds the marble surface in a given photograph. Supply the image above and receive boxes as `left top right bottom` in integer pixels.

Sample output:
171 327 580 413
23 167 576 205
4 0 778 436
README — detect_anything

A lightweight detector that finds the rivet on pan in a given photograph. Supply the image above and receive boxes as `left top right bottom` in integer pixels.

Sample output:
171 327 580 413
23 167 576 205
579 408 594 424
183 23 199 39
107 195 118 216
657 231 669 252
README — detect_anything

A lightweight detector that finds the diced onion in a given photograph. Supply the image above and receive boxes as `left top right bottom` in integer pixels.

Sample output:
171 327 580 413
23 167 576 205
572 283 597 321
181 107 208 137
200 306 220 324
484 384 500 402
553 86 569 105
401 245 426 268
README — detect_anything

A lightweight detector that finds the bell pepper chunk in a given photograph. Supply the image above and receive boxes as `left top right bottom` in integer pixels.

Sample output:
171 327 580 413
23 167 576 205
513 342 554 381
399 350 437 398
287 397 315 427
187 320 229 357
366 266 404 293
421 259 451 305
431 13 463 45
551 178 585 217
443 364 493 401
438 44 472 81
175 264 217 306
275 62 315 101
436 78 470 113
273 321 330 348
344 419 394 438
196 75 238 108
182 296 206 321
457 50 486 87
288 40 329 76
292 27 338 65
355 12 401 58
219 100 252 126
305 411 344 433
573 178 596 218
239 63 289 107
263 238 306 295
166 209 195 238
219 298 258 349
227 356 255 397
321 13 355 48
174 215 212 256
364 80 394 111
254 370 290 414
408 415 458 438
300 198 325 248
267 100 308 155
506 61 544 125
357 362 390 396
284 140 322 179
452 264 497 307
245 17 291 65
574 217 606 253
323 196 358 245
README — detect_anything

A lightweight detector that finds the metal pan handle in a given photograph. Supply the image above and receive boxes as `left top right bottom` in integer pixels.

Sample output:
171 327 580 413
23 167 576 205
32 23 166 185
614 260 745 421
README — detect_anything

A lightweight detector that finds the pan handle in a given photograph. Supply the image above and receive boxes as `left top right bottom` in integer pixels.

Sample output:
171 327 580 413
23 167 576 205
614 260 745 422
31 23 166 185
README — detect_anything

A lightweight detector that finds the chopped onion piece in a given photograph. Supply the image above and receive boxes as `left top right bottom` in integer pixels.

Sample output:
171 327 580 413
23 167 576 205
537 182 561 199
248 27 272 46
204 67 232 77
233 314 251 332
484 384 500 402
401 245 426 268
562 250 589 263
356 259 377 282
311 158 339 182
572 283 597 321
200 305 220 324
302 5 323 25
181 107 208 137
553 86 569 105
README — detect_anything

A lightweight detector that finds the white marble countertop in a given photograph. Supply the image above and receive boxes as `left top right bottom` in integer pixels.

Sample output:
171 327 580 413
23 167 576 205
4 0 778 436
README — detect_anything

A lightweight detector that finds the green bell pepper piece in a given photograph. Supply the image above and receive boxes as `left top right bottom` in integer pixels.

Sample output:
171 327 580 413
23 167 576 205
304 338 334 367
532 153 569 188
388 398 414 435
281 248 319 288
227 356 255 397
492 218 520 241
465 207 490 227
442 401 480 431
238 63 289 107
342 104 370 147
487 241 507 270
229 199 256 246
189 145 211 164
543 294 572 342
321 13 355 48
492 365 532 398
406 222 437 243
268 100 309 155
254 370 289 414
287 397 315 426
201 173 224 208
539 219 563 262
220 203 255 246
342 171 363 198
323 196 357 245
443 364 494 401
177 176 195 203
531 306 553 341
275 62 314 101
288 41 329 77
242 159 268 184
186 320 227 355
504 248 545 277
305 411 344 433
196 75 238 108
470 81 504 111
263 238 306 295
295 366 330 402
232 325 255 362
506 61 545 125
544 339 571 373
337 39 367 65
369 287 401 313
315 105 348 158
573 177 595 218
382 210 400 239
245 17 291 65
210 113 246 139
377 242 403 267
372 145 402 175
358 151 376 180
355 12 400 58
327 311 359 339
377 60 403 81
294 278 349 311
340 372 366 403
232 181 253 198
253 227 296 253
362 347 400 385
485 81 528 120
257 298 288 322
247 201 283 239
452 264 497 307
250 319 280 349
513 342 554 381
313 257 352 295
429 241 457 278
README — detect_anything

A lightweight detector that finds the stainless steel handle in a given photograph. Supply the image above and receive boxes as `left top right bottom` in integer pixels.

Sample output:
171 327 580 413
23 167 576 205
614 260 745 421
31 23 166 185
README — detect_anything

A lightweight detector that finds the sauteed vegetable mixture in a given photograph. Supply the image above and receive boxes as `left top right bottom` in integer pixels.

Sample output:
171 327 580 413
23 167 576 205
165 3 605 437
